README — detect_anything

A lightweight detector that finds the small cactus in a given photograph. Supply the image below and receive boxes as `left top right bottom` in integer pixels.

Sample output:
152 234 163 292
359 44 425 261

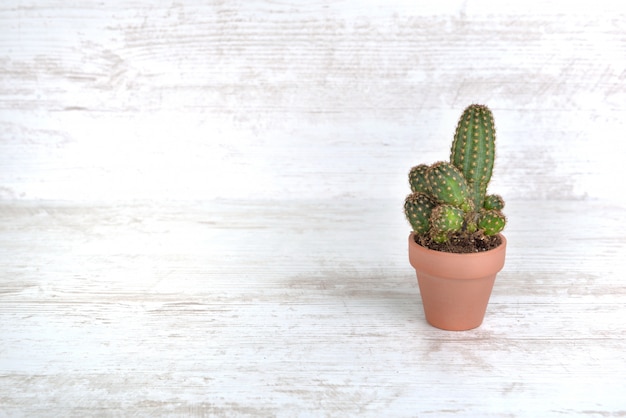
409 164 430 194
430 205 464 243
404 104 506 247
404 192 437 235
425 161 473 212
478 210 506 236
483 194 505 211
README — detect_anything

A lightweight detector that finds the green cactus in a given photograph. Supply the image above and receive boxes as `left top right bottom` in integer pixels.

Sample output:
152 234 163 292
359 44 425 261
404 192 437 235
478 210 506 236
429 205 464 243
450 104 495 210
483 194 505 211
425 162 473 212
409 164 430 194
404 104 507 248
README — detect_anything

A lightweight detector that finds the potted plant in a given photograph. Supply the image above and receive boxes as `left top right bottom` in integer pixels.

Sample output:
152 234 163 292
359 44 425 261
404 104 507 331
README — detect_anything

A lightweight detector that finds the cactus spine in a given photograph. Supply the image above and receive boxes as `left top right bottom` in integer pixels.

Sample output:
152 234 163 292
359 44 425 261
404 104 506 246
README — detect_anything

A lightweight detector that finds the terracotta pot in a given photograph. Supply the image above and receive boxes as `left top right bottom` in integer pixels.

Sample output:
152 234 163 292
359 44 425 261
408 233 507 331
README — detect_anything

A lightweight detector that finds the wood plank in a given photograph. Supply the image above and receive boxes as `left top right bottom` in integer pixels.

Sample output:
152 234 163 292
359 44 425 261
1 1 626 415
1 3 625 202
1 199 625 416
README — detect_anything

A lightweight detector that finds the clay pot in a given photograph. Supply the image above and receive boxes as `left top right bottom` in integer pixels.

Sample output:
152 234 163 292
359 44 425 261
408 233 507 331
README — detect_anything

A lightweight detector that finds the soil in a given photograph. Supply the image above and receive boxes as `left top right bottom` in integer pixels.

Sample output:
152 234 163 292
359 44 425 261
413 231 502 254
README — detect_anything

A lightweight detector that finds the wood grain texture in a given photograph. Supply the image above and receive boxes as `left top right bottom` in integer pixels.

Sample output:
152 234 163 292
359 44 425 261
1 1 625 201
1 1 626 416
1 199 625 416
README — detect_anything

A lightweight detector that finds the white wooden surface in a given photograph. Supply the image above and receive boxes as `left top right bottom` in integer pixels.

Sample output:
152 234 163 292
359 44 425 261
1 199 625 416
1 1 626 416
1 1 625 202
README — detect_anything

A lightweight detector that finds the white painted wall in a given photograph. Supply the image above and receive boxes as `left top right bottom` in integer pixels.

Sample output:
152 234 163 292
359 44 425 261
1 1 625 202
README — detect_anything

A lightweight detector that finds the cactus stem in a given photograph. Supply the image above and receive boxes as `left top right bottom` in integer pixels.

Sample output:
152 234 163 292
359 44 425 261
405 104 506 252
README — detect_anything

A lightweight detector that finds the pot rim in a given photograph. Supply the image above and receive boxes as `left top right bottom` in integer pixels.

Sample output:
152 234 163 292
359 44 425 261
408 232 507 279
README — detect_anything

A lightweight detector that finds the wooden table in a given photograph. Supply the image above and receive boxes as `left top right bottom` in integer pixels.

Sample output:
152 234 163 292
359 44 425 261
1 198 624 416
2 1 626 415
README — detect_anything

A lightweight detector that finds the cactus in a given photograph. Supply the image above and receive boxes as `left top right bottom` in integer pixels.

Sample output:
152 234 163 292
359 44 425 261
404 104 506 248
409 164 430 194
483 194 505 211
404 192 437 235
425 161 473 212
450 104 495 210
478 210 506 236
430 205 464 243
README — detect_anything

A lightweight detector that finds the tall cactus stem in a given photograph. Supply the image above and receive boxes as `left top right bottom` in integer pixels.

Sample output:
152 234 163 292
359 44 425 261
450 104 496 209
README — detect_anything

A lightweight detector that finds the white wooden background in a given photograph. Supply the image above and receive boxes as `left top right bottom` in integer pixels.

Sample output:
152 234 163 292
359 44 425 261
1 1 626 416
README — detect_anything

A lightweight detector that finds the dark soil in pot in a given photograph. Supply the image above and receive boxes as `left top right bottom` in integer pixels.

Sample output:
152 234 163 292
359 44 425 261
413 231 502 254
